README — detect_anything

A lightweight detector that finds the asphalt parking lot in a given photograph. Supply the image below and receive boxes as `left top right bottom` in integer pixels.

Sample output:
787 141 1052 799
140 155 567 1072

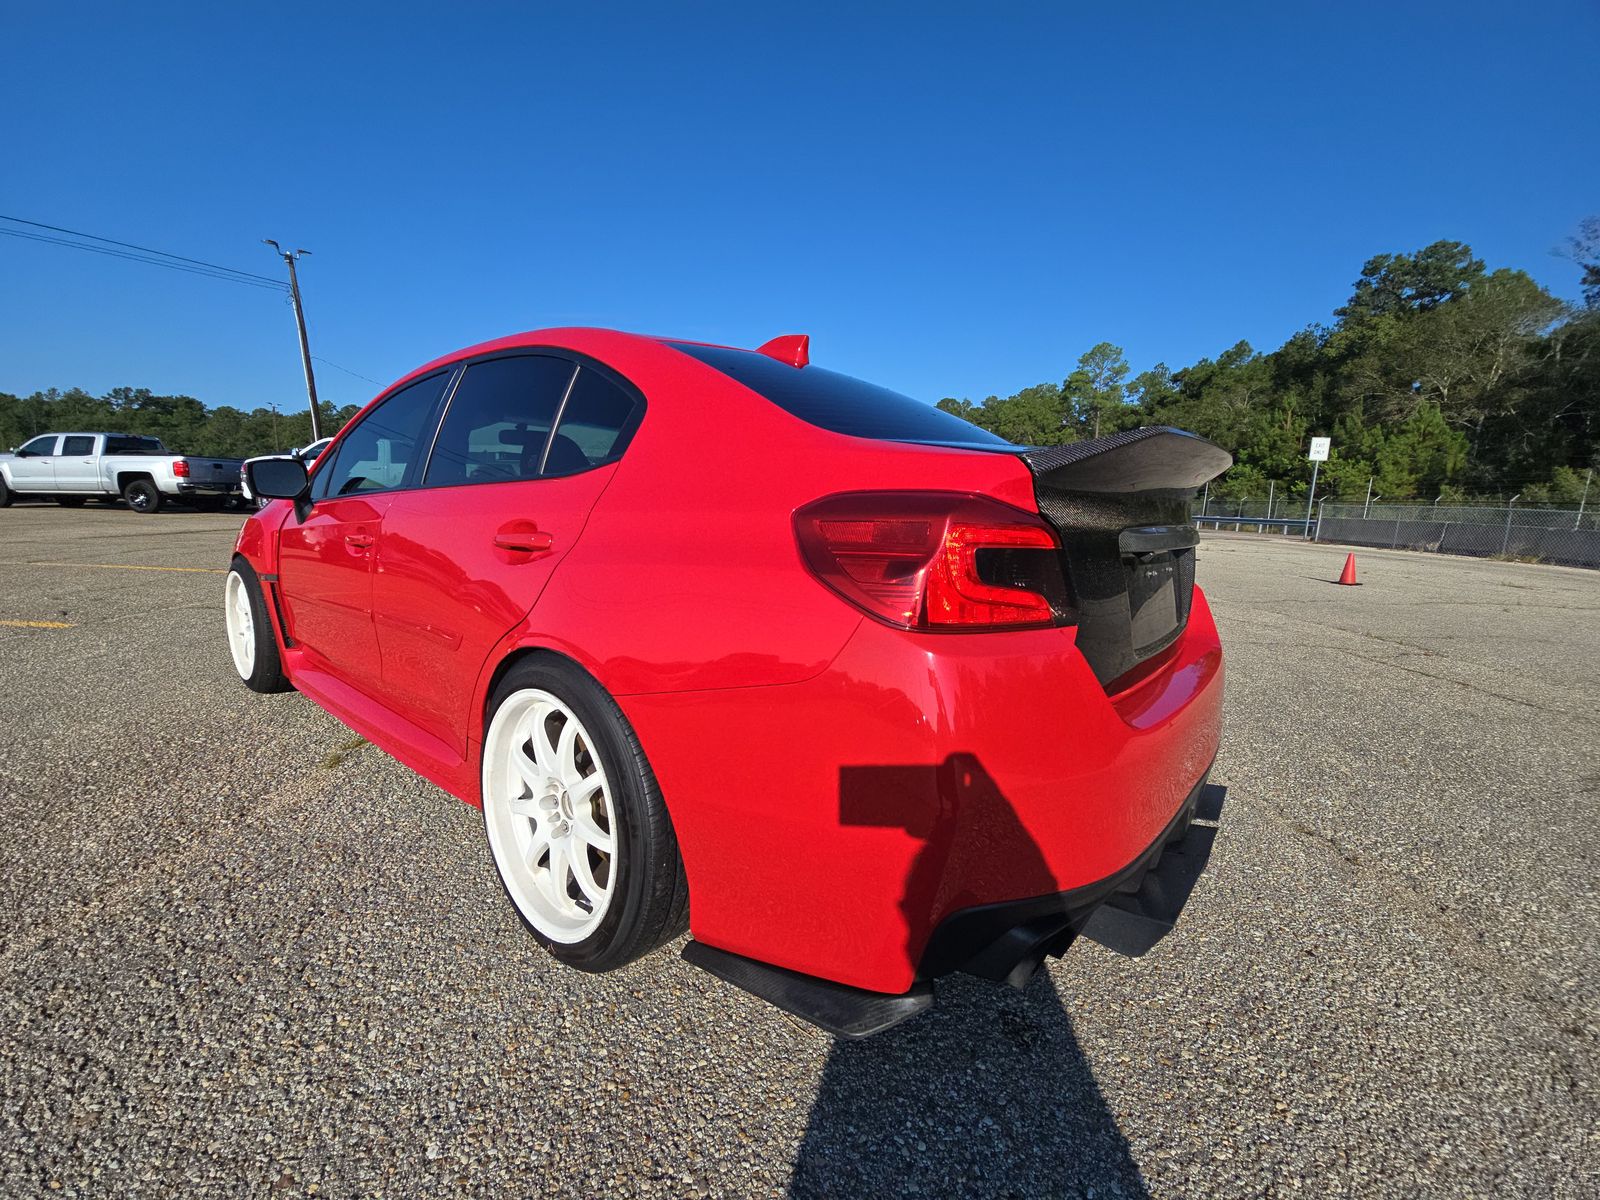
1 505 1596 1198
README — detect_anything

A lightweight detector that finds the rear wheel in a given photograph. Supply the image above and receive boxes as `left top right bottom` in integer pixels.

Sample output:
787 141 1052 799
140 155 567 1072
122 478 161 514
481 658 688 972
224 560 291 693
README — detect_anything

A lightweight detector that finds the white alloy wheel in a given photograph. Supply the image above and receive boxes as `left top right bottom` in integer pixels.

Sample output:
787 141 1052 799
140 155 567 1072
483 688 618 943
224 570 256 679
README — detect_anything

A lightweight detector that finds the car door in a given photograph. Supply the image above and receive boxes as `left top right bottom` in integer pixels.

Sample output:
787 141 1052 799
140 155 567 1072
53 434 101 492
276 370 454 696
372 354 644 753
9 435 61 491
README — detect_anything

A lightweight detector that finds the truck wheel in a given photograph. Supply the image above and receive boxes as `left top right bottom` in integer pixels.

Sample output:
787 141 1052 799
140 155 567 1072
56 497 87 507
0 477 12 507
481 657 689 973
224 559 291 693
122 478 162 514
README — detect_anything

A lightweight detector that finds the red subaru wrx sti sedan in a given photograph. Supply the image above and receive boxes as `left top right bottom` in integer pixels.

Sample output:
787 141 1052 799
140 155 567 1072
230 328 1229 1036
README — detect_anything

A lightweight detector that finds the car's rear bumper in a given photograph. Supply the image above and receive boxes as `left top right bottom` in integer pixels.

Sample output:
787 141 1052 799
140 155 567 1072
618 586 1224 997
679 764 1214 1036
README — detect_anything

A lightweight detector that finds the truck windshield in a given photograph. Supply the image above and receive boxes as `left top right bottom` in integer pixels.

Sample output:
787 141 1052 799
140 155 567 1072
105 436 166 455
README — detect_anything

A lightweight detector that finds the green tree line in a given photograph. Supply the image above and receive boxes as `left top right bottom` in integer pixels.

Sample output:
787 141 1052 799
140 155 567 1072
938 226 1600 506
0 388 362 459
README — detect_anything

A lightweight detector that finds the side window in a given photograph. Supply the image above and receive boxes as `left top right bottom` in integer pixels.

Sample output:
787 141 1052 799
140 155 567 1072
316 373 449 498
423 355 575 487
61 435 96 455
545 366 640 475
19 435 58 456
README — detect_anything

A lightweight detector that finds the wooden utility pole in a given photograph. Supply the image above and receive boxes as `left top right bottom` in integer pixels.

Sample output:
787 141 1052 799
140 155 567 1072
263 240 322 441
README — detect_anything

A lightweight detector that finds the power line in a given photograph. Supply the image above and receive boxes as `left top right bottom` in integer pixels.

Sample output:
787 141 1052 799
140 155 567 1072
311 355 384 387
0 213 287 287
0 228 289 292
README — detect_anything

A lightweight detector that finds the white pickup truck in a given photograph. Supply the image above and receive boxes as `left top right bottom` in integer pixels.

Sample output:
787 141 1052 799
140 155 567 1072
0 432 245 513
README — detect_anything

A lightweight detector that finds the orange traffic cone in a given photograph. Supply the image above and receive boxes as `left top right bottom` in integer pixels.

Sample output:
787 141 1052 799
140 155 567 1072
1337 553 1359 586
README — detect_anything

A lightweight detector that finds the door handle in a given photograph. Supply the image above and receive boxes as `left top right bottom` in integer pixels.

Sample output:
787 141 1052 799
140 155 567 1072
493 522 554 554
344 533 374 550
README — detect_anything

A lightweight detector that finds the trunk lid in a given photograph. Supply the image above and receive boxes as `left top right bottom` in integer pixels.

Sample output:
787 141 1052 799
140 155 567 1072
1016 428 1231 689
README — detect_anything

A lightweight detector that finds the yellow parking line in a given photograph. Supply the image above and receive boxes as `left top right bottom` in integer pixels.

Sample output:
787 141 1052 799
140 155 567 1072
0 619 75 629
2 560 227 575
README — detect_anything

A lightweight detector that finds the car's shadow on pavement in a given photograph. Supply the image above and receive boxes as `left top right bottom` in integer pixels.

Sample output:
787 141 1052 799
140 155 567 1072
787 972 1150 1199
786 756 1162 1199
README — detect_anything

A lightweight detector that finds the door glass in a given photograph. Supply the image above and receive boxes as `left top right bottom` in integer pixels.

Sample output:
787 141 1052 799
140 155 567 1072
19 436 58 456
546 366 639 475
60 435 96 455
317 373 450 498
423 355 576 487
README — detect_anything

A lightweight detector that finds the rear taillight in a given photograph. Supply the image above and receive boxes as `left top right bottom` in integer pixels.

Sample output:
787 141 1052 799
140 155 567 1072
794 492 1073 631
172 458 190 478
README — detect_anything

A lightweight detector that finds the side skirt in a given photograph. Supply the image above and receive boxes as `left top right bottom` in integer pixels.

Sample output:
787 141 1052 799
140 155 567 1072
287 657 477 802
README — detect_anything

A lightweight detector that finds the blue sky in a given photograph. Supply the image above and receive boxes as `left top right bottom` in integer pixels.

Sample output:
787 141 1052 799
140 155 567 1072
3 2 1597 415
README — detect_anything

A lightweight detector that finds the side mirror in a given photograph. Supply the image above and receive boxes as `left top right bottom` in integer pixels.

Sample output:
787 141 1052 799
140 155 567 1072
244 456 310 501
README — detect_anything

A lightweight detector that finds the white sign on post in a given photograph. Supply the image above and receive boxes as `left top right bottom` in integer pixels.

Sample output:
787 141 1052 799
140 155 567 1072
1308 437 1331 462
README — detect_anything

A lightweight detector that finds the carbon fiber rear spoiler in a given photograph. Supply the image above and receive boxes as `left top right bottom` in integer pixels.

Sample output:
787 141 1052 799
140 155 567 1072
1017 427 1232 494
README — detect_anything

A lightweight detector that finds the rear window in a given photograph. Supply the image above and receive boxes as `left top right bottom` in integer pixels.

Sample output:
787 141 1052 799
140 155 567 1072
665 341 1013 449
106 436 164 455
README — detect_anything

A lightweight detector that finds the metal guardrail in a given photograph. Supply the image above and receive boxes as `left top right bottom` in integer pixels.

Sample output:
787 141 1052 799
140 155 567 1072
1194 515 1313 535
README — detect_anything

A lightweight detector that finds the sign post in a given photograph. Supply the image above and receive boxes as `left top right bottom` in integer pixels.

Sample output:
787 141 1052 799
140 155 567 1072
1305 437 1330 535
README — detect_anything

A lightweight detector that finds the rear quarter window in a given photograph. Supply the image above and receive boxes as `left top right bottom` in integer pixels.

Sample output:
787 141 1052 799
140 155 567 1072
544 365 641 475
665 342 1013 450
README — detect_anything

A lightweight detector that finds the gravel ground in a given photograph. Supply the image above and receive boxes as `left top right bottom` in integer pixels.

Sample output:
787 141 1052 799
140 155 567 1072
0 506 1595 1198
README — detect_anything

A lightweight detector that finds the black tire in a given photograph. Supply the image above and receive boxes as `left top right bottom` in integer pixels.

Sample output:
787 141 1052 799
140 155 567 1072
225 558 292 693
56 496 87 507
122 478 162 514
483 656 689 972
0 476 12 507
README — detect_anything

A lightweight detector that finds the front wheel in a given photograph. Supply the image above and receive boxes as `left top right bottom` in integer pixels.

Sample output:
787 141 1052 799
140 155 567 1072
224 560 291 693
0 476 13 507
122 478 162 514
481 658 688 972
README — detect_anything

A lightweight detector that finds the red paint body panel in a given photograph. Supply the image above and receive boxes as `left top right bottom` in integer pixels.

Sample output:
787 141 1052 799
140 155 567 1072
616 589 1222 993
276 495 390 692
373 466 617 755
231 326 1225 997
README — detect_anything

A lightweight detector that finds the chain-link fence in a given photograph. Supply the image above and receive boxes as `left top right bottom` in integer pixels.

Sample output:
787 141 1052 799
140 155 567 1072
1311 503 1600 569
